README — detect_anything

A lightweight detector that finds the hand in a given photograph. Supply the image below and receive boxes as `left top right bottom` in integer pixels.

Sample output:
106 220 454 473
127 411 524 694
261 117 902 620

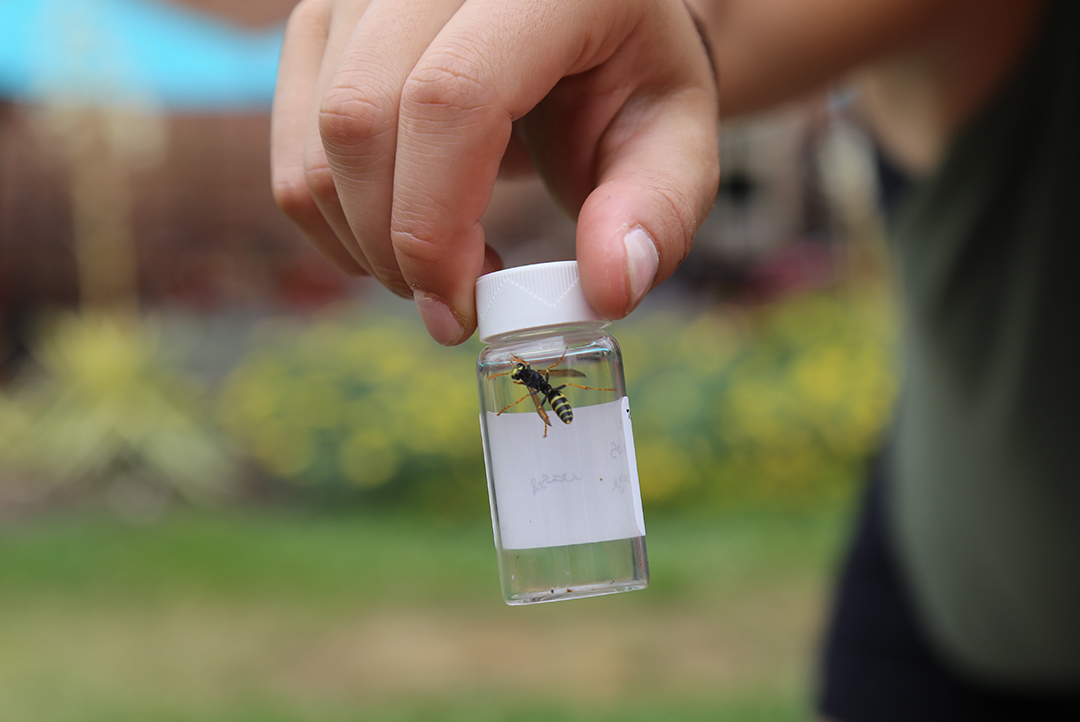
271 0 719 345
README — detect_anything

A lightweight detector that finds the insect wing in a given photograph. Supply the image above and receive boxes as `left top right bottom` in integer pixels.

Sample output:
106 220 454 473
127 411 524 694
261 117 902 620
546 368 587 379
530 392 552 426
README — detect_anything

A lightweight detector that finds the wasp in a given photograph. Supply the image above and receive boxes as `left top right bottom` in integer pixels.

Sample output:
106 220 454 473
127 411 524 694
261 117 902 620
489 350 614 437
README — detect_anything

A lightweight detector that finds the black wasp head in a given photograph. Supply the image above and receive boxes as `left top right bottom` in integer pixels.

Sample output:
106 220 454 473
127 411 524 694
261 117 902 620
510 362 528 380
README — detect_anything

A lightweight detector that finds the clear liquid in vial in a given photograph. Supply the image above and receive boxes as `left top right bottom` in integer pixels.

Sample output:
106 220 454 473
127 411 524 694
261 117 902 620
498 535 648 605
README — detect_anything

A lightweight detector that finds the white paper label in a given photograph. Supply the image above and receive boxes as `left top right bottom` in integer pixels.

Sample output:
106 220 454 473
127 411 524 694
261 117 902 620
483 397 646 550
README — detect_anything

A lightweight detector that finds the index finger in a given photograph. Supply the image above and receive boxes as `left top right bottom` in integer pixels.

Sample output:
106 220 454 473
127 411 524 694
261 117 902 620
390 0 631 345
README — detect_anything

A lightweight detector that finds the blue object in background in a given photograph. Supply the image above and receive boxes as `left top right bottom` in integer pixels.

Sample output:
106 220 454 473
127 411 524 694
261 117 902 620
0 0 283 111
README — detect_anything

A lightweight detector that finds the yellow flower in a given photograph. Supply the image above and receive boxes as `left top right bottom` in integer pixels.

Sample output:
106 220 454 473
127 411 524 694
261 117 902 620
338 428 401 489
636 440 694 503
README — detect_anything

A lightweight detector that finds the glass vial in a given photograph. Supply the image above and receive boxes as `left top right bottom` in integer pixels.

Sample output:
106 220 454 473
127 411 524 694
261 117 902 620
475 260 648 605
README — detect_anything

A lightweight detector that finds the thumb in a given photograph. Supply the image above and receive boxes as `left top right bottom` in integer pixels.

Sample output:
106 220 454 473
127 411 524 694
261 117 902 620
576 90 719 320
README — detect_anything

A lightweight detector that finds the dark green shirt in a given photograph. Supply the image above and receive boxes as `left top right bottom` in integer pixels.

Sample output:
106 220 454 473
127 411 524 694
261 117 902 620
888 0 1080 685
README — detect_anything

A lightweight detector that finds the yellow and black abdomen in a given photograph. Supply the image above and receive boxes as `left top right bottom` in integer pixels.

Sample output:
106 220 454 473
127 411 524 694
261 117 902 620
548 390 574 424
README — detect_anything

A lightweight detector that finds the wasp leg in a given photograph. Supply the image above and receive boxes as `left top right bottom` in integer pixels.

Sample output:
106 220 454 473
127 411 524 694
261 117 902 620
497 384 538 415
497 395 534 415
541 348 570 373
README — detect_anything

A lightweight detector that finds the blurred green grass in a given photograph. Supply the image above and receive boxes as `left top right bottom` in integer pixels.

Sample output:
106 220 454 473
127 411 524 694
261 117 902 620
0 507 854 722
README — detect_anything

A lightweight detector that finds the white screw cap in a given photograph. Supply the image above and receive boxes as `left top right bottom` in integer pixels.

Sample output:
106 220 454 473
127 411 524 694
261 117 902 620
475 261 608 342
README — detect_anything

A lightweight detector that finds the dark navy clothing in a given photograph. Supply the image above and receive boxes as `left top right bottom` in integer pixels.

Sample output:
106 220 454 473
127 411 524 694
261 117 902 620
818 468 1080 721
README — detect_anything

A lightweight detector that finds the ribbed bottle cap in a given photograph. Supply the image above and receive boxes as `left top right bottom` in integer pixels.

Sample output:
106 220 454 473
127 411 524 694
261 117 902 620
475 261 607 342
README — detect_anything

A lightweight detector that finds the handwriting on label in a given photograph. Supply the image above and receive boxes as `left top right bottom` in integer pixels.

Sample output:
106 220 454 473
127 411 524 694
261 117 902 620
531 472 583 495
610 440 624 458
612 474 630 493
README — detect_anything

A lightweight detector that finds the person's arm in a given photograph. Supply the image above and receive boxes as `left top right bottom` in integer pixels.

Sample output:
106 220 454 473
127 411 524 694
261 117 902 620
686 0 946 118
689 0 1047 171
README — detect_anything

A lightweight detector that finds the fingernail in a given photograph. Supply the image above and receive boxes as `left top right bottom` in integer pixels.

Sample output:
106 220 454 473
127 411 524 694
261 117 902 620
624 225 659 311
413 291 466 346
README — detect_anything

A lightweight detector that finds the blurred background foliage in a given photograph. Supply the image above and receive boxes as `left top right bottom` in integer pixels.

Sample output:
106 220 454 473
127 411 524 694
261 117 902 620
622 288 894 512
0 285 895 518
0 312 234 517
217 310 483 514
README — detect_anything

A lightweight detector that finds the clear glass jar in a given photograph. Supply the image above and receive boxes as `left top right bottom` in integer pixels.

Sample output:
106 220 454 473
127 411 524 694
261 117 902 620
475 262 648 605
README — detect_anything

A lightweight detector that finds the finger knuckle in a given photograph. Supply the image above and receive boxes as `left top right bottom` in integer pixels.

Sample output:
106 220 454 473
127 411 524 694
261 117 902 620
272 168 319 222
301 155 337 205
653 181 698 256
319 85 395 152
391 225 441 266
401 50 498 119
